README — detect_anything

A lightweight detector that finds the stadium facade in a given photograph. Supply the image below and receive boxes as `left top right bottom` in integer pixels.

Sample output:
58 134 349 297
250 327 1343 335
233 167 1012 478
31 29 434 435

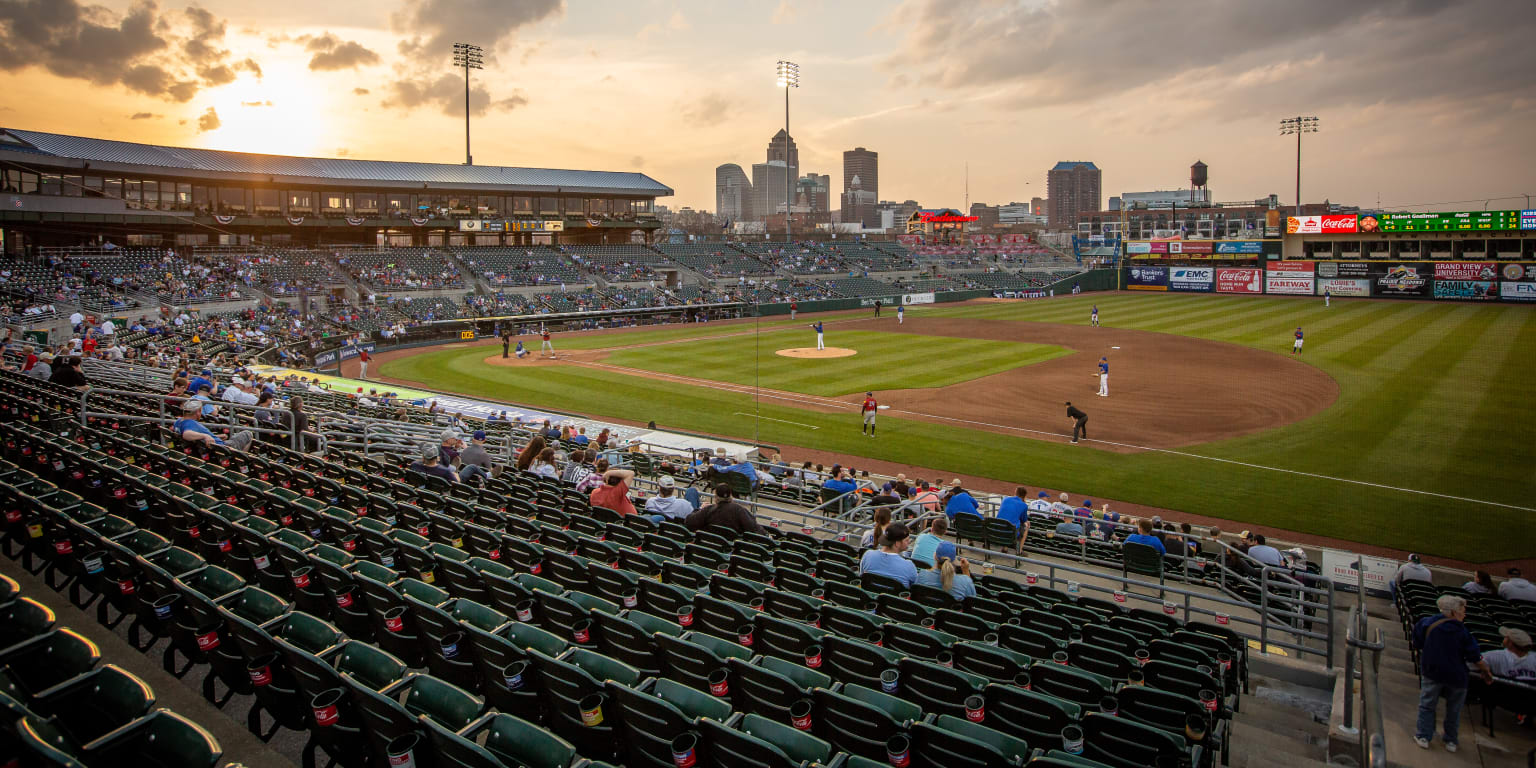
0 129 672 252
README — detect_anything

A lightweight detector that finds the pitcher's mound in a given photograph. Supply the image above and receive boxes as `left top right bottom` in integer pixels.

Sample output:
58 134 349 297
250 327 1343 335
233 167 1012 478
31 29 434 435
776 347 857 359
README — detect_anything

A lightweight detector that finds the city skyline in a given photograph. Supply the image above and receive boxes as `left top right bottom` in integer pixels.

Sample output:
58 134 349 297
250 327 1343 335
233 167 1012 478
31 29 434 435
1 0 1532 215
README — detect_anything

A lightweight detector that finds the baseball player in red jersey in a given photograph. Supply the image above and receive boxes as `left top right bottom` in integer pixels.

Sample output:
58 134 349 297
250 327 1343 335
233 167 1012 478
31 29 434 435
357 347 370 379
861 391 879 436
541 328 555 359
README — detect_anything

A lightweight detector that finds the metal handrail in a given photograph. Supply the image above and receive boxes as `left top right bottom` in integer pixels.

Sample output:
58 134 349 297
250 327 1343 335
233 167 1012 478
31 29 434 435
1341 602 1387 768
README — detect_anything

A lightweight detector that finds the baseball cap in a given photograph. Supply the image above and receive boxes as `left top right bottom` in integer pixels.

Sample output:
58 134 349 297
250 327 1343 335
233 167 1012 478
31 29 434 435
419 443 438 460
658 476 675 488
1408 553 1422 564
441 429 460 441
181 400 201 413
1038 492 1049 498
1083 500 1093 507
472 430 486 441
1501 627 1532 649
949 479 963 488
866 391 873 396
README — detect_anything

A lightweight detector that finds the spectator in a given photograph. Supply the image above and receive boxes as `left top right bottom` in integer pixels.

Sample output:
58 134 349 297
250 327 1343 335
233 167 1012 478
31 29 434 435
1392 554 1433 598
910 481 942 513
1499 568 1536 602
439 430 463 466
944 480 978 518
1246 534 1284 567
1123 518 1167 555
1027 491 1053 516
1050 493 1075 517
459 430 494 483
997 487 1028 529
684 484 763 534
1053 515 1085 538
1098 504 1123 540
857 523 918 587
531 447 559 479
25 352 52 381
515 435 547 472
915 555 976 601
48 356 88 389
1412 594 1490 752
910 517 958 567
572 427 590 446
644 476 693 521
1462 570 1496 595
822 468 857 496
409 442 459 483
1482 627 1536 682
590 466 637 516
576 459 610 494
286 396 312 450
173 400 254 451
860 507 892 550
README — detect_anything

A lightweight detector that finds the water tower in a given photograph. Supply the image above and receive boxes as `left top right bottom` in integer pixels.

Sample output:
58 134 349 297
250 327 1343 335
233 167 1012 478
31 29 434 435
1190 160 1208 205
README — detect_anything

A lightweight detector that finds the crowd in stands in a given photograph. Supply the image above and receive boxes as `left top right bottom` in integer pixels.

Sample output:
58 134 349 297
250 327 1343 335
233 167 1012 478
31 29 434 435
341 249 463 290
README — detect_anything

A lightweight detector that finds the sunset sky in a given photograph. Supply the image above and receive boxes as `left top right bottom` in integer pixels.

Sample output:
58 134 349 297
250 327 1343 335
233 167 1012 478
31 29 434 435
1 0 1533 214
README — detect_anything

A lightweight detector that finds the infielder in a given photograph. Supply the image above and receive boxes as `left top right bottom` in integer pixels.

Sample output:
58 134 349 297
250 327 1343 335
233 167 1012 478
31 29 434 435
1097 356 1109 397
1292 327 1304 355
1091 304 1099 327
897 304 904 324
861 391 879 436
812 321 825 350
540 328 556 358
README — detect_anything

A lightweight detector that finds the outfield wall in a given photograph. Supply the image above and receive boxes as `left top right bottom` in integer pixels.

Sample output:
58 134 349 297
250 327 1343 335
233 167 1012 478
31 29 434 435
1121 261 1535 302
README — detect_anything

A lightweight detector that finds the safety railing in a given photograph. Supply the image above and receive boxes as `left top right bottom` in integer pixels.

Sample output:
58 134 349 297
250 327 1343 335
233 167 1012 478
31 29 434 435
77 385 315 453
1341 601 1387 768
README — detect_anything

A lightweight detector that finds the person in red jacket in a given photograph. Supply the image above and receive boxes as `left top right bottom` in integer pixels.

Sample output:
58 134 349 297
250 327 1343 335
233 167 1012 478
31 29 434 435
861 391 879 437
357 347 370 379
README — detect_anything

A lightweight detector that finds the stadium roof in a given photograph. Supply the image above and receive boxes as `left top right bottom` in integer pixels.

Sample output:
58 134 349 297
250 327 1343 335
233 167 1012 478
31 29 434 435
1050 161 1099 171
0 128 672 197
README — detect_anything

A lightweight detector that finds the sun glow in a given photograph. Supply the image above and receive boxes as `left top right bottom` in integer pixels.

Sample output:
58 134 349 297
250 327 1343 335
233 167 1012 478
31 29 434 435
194 56 335 159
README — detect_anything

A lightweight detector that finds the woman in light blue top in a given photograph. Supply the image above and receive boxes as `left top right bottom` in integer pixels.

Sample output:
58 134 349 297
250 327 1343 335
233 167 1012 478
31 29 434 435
915 555 977 601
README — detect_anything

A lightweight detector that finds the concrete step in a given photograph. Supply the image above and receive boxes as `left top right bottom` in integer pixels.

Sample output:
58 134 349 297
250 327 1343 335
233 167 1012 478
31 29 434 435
1237 694 1329 738
1229 719 1329 763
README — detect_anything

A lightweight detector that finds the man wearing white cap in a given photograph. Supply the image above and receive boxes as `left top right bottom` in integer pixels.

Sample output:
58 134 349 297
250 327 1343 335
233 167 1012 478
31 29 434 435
645 476 693 521
1482 627 1536 682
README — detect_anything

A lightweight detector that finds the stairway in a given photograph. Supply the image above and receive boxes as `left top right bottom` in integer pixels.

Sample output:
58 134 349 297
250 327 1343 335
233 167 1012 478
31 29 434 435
1227 673 1335 768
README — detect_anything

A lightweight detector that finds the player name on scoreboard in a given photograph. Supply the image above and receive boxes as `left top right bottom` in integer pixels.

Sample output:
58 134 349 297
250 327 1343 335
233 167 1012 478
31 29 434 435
1373 210 1529 232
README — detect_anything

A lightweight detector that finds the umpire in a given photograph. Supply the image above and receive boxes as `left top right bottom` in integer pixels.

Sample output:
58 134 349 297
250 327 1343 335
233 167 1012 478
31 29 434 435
1066 401 1088 444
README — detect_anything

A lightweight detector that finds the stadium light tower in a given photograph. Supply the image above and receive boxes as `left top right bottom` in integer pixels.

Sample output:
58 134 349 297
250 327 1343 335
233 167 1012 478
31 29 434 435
776 60 799 242
453 43 484 165
1278 116 1319 215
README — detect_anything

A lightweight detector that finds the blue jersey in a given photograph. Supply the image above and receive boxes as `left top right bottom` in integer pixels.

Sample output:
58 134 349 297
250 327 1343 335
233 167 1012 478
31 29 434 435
1092 306 1098 315
1099 360 1109 374
1295 329 1303 340
813 323 823 333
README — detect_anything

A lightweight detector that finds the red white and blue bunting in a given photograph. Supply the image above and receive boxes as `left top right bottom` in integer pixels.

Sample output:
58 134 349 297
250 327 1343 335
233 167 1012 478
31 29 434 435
286 216 305 226
345 216 366 226
213 215 235 225
410 217 431 226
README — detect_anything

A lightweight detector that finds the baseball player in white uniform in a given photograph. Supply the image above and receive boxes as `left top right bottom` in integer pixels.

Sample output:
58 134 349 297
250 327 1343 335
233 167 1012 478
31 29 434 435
897 305 904 324
1091 305 1099 327
1097 357 1109 397
812 321 825 350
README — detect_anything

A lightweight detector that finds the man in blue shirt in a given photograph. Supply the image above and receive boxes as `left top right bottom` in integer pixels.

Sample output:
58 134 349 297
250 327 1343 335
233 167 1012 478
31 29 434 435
858 523 918 587
1123 518 1166 555
1413 594 1490 752
997 487 1028 529
811 321 825 350
188 369 214 396
822 469 857 496
944 479 978 519
1097 357 1109 397
173 400 254 451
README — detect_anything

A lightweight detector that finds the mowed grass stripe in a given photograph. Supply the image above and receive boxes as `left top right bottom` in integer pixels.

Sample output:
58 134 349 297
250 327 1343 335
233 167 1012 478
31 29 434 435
1433 308 1536 493
1326 302 1445 369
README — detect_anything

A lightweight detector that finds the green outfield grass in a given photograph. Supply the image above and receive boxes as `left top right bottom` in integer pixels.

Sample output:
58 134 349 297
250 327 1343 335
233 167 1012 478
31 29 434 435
600 329 1069 397
382 293 1536 562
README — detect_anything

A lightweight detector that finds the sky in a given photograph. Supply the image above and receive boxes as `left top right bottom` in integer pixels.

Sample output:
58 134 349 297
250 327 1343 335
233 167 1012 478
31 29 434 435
1 0 1533 214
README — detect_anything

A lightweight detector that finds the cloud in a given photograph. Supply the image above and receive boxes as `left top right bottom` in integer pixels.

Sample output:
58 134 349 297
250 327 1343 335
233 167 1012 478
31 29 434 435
353 87 370 95
680 92 733 127
129 112 160 120
383 72 528 116
335 147 351 157
384 0 561 115
304 33 380 71
240 100 273 107
639 10 690 40
0 1 262 102
883 0 1536 119
196 106 220 132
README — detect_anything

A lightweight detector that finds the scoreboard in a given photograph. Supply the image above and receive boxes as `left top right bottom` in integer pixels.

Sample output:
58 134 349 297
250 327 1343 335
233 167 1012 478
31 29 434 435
1374 210 1525 232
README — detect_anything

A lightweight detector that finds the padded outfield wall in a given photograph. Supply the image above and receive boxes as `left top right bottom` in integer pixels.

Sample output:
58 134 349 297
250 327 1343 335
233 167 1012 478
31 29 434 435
1122 260 1536 302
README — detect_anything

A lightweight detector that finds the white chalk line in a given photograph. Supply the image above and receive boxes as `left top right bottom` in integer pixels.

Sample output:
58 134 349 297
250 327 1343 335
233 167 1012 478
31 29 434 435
732 412 819 429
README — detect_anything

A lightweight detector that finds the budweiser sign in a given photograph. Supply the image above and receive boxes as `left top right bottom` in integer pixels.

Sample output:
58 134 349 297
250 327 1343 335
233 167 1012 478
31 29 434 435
1286 215 1358 234
917 212 979 223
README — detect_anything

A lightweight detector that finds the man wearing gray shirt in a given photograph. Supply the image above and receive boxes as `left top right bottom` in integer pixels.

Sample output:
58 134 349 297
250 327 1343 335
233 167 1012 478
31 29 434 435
458 430 495 483
644 476 693 520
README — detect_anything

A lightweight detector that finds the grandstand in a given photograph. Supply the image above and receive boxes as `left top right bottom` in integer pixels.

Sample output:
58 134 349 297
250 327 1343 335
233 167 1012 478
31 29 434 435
454 247 586 288
563 244 671 283
653 243 777 277
343 249 464 291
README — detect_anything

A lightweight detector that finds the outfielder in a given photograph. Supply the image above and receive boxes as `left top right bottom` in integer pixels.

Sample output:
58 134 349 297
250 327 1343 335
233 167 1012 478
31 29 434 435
1097 356 1109 397
1323 289 1331 308
541 328 556 359
897 304 904 324
1292 327 1304 355
861 391 879 437
1091 304 1099 327
812 321 825 350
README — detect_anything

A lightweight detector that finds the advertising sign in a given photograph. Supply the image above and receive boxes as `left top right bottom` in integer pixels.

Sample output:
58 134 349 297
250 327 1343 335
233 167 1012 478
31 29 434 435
1316 278 1371 297
1502 282 1536 302
1433 262 1500 281
1376 210 1523 232
1126 242 1151 255
1126 266 1169 291
1314 261 1373 278
1215 241 1265 254
1286 214 1358 234
1523 210 1536 230
1168 267 1214 292
1375 263 1432 297
1320 549 1399 597
1216 268 1263 294
902 292 936 305
1499 263 1536 281
1168 241 1213 255
1266 276 1315 295
1267 261 1316 278
1434 281 1499 301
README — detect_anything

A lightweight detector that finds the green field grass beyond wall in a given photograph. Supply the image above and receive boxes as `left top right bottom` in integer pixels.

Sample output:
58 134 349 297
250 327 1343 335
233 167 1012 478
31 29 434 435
381 293 1536 562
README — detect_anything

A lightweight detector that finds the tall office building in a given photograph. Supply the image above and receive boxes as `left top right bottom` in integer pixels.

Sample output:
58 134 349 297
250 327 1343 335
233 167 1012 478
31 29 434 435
798 173 830 214
842 147 879 228
715 164 753 224
1046 162 1101 229
752 162 794 221
767 130 799 170
1030 197 1046 216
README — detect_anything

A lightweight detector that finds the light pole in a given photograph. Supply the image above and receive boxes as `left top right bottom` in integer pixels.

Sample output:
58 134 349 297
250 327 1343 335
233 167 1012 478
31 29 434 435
453 43 484 165
1278 116 1319 215
776 60 799 243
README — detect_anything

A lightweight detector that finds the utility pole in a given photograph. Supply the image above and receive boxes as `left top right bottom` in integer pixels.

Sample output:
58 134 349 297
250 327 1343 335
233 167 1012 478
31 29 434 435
453 43 484 165
1278 116 1319 215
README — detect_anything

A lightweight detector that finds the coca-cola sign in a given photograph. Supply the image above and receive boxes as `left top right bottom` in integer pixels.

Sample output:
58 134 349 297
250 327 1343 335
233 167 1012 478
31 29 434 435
1286 215 1358 234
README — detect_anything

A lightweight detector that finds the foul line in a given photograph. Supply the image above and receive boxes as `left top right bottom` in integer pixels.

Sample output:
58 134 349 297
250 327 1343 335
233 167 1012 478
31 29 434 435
732 412 819 429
